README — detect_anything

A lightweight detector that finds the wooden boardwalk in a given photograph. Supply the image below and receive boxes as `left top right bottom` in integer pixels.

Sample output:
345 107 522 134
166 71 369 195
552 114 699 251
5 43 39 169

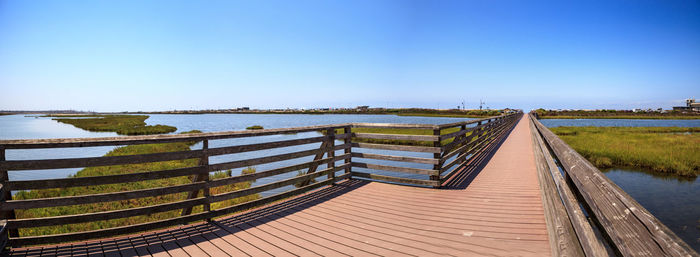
7 116 550 257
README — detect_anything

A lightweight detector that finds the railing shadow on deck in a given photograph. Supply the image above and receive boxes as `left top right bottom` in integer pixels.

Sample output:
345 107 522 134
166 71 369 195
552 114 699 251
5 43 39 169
440 116 519 189
0 112 523 250
6 179 370 256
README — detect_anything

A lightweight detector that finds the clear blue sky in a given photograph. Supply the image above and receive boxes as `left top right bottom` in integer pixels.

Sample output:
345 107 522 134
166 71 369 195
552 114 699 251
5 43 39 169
1 0 698 112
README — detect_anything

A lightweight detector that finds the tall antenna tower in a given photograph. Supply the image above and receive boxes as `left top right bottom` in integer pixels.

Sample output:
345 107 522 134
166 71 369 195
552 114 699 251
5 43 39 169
479 99 486 110
461 100 465 110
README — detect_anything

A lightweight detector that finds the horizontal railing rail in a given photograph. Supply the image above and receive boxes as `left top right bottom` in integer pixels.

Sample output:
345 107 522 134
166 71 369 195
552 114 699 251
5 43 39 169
528 113 698 257
0 113 522 248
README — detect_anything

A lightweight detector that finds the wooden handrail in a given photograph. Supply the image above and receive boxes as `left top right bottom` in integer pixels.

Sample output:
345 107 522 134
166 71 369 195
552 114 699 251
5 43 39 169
528 113 698 256
0 113 522 247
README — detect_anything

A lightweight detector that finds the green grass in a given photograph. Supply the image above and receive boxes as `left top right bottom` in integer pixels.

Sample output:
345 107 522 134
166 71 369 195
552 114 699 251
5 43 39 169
550 126 700 176
535 109 700 119
14 130 260 237
48 115 177 135
246 125 264 130
294 170 317 188
539 115 700 120
330 126 474 147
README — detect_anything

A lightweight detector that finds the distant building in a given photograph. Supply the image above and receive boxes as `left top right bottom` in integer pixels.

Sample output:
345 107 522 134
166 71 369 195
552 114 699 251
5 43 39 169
356 106 369 111
673 98 700 112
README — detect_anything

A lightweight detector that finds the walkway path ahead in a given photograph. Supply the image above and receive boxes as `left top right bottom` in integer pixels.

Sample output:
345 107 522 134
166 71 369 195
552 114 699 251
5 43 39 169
9 116 550 257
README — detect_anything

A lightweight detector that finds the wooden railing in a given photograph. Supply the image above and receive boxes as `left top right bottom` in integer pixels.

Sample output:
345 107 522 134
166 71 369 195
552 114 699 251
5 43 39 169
0 112 521 248
348 112 520 187
528 113 698 257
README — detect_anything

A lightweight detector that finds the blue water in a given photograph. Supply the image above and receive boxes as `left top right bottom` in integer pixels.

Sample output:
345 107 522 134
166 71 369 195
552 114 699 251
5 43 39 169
0 113 467 183
603 169 700 251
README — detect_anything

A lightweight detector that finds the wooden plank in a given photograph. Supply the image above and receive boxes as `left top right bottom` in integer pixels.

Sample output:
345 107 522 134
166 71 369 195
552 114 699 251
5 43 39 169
306 141 330 175
0 220 7 251
529 118 587 257
1 149 203 171
8 212 211 247
327 128 336 181
7 197 207 229
438 125 476 141
353 133 438 142
531 114 698 257
350 171 438 186
436 117 492 130
181 139 210 217
3 182 206 210
351 152 438 165
211 173 350 217
344 126 352 175
431 128 442 187
351 142 441 153
209 146 332 171
5 166 206 190
351 162 437 175
208 154 349 188
529 116 608 257
440 122 491 152
206 135 328 156
351 123 437 129
211 164 349 203
0 147 19 238
0 124 350 149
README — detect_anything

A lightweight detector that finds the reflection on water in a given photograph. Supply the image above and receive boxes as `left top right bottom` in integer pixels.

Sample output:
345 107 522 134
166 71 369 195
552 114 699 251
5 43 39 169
602 168 700 251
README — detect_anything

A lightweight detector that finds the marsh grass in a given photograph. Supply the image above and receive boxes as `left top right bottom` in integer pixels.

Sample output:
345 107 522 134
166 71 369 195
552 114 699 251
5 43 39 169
294 170 317 188
14 130 260 237
49 115 177 135
535 109 700 119
246 125 264 130
551 126 700 176
328 126 473 146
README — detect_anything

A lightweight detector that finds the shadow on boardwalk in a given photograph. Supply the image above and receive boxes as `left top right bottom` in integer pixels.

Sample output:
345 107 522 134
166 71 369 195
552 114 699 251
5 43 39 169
441 121 517 190
7 180 372 257
8 121 526 257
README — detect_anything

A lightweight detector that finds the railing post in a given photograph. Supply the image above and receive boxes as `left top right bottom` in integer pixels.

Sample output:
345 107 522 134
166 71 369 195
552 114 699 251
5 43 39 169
326 128 335 182
344 126 352 177
0 146 18 239
457 124 468 165
201 140 211 220
181 139 210 218
431 128 442 188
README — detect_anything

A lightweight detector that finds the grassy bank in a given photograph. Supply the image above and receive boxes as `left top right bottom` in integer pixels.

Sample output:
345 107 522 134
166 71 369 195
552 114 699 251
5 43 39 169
535 109 700 119
550 126 700 176
331 126 468 147
48 115 177 135
540 115 700 120
15 130 260 237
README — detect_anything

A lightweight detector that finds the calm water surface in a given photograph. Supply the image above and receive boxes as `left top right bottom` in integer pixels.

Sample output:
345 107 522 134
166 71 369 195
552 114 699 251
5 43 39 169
604 169 700 250
0 113 467 184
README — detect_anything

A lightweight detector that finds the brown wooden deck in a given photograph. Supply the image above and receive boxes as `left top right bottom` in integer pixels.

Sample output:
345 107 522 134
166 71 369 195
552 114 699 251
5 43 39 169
7 116 550 256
